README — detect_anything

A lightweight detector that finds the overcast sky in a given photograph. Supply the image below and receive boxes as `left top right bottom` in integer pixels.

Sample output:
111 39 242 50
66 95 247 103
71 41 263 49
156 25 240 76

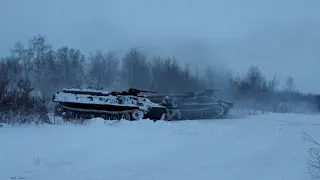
1 0 320 93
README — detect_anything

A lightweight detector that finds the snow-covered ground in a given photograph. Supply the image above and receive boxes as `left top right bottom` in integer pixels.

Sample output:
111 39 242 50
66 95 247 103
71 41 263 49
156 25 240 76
1 112 320 180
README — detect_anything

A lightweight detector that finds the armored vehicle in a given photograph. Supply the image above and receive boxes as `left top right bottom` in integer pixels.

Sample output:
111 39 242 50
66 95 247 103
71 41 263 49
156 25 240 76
144 89 234 120
52 88 167 121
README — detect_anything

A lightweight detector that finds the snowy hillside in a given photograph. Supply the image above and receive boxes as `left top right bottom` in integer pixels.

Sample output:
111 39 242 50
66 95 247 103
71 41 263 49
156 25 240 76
1 113 320 180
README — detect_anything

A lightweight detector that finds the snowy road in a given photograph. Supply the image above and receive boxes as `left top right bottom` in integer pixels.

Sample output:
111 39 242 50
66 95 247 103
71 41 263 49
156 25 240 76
1 113 320 180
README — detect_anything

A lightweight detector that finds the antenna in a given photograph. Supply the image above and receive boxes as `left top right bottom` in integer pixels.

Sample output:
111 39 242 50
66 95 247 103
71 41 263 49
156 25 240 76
96 74 101 90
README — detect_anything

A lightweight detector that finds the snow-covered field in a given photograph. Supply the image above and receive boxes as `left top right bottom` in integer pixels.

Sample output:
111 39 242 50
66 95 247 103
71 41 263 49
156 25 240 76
1 112 320 180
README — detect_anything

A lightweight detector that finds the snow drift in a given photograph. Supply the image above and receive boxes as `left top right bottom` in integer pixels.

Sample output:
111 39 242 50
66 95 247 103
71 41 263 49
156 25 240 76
1 113 320 180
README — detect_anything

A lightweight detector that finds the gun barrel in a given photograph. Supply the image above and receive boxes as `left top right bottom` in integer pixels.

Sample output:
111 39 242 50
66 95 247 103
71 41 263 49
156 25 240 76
128 88 157 94
135 89 157 93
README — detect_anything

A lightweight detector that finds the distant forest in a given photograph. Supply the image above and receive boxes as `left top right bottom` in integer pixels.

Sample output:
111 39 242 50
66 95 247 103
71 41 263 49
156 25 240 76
0 35 319 124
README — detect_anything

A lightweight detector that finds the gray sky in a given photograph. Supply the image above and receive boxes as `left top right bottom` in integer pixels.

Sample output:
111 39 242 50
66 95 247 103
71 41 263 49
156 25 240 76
1 0 320 93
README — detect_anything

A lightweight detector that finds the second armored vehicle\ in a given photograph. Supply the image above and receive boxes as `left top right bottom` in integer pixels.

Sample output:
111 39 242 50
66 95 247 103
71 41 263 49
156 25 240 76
144 89 234 120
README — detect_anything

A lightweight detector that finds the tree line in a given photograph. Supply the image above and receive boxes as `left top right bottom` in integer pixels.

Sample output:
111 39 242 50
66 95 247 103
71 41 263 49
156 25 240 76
0 35 319 124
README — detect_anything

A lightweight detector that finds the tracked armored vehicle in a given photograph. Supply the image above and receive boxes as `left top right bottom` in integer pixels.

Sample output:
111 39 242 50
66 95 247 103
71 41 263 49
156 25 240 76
144 89 234 120
52 88 167 121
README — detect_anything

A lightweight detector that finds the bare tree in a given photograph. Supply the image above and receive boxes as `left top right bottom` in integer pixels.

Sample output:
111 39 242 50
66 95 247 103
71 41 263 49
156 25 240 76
203 65 215 89
26 35 60 95
302 131 320 179
285 76 295 92
55 46 85 89
87 51 119 89
121 48 151 89
150 56 166 92
245 66 266 91
0 61 9 103
267 75 280 93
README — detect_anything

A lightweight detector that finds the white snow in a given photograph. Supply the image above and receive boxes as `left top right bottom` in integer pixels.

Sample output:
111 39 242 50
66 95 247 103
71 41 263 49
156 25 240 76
1 113 320 180
62 88 111 95
54 92 164 109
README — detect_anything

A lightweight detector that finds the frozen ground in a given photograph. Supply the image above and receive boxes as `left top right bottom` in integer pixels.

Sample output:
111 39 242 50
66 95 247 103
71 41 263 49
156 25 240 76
1 112 320 180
